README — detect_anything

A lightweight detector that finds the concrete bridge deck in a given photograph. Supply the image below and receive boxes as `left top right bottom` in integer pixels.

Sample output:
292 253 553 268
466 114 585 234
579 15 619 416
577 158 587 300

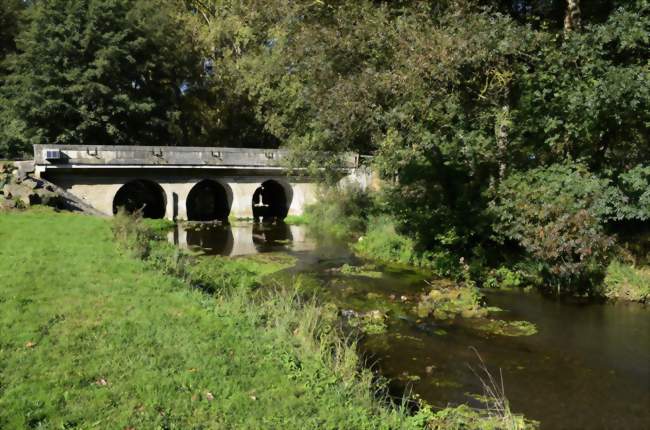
33 145 370 221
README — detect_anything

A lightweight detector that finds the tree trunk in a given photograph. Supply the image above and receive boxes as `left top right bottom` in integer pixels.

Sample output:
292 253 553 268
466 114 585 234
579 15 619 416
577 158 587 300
564 0 582 33
496 105 510 181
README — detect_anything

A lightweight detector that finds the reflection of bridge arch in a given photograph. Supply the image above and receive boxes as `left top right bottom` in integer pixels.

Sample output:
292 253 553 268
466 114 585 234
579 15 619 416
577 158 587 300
252 179 293 222
185 225 234 255
186 179 231 222
252 222 293 252
113 179 166 219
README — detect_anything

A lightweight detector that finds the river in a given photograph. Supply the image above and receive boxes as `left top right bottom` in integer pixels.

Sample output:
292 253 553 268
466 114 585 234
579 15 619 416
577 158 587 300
169 222 650 430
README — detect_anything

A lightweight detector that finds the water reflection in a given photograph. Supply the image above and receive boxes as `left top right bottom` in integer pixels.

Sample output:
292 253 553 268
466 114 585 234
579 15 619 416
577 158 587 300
252 222 293 252
168 222 314 256
186 225 234 255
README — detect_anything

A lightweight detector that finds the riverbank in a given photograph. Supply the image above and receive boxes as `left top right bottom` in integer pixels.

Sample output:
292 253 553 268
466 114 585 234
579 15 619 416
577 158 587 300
0 208 535 429
0 208 413 428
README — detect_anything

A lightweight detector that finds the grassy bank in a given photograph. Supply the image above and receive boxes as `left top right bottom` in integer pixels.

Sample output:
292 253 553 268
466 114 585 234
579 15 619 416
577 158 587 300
0 207 538 429
0 208 417 429
603 260 650 303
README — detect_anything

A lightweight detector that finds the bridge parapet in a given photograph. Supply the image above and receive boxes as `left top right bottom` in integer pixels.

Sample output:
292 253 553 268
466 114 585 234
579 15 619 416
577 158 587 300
33 144 359 170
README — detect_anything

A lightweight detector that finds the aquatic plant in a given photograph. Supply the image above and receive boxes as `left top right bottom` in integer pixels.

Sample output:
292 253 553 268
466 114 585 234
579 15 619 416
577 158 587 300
346 309 388 335
339 263 383 279
473 320 538 337
415 282 487 320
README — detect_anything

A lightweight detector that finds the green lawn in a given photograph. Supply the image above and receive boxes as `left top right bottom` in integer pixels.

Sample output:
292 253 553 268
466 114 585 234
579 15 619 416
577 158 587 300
0 208 412 429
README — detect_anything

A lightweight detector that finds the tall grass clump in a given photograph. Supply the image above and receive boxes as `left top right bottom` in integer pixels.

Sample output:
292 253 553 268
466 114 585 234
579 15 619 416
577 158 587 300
110 208 155 258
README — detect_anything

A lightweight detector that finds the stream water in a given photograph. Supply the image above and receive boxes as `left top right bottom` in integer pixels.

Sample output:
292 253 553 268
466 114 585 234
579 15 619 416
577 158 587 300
170 222 650 430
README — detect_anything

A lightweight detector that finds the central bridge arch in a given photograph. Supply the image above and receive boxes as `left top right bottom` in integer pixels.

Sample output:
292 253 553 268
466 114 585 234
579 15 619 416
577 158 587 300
113 179 166 219
186 179 231 222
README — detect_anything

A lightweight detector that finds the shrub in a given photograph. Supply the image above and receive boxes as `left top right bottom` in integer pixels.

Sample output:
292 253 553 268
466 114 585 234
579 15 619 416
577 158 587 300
490 164 616 294
615 165 650 222
304 186 374 242
484 267 524 289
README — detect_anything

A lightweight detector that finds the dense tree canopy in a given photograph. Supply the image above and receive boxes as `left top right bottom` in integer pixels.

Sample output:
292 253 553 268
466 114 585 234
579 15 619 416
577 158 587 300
0 0 648 291
0 0 205 156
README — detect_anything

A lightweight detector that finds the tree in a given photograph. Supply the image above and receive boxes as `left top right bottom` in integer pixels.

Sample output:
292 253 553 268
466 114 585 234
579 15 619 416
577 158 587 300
0 0 25 66
490 163 618 294
0 0 204 157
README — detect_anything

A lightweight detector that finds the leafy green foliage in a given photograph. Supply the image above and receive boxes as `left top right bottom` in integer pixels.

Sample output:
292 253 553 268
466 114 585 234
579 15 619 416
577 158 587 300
0 0 25 68
484 267 525 289
616 165 650 221
0 0 204 157
491 164 616 293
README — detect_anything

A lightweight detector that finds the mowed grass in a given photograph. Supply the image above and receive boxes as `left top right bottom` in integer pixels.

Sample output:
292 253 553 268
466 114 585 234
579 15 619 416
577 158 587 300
0 208 413 429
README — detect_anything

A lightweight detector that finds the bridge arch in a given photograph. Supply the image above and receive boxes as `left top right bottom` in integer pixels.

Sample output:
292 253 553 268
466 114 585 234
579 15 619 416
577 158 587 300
252 179 293 222
186 179 231 222
113 179 166 219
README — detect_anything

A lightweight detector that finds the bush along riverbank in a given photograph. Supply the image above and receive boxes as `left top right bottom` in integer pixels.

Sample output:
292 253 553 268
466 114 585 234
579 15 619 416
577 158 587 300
0 207 537 429
303 186 650 305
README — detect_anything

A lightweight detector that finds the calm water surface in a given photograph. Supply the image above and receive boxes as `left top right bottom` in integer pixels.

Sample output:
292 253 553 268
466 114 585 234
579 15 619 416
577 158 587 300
172 223 650 430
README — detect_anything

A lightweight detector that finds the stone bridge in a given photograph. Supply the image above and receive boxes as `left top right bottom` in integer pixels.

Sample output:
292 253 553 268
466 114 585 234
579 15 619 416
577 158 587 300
33 144 373 221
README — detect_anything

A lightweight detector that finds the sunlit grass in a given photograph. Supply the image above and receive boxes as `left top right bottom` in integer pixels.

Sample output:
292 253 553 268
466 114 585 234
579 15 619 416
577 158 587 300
604 260 650 302
0 208 414 429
